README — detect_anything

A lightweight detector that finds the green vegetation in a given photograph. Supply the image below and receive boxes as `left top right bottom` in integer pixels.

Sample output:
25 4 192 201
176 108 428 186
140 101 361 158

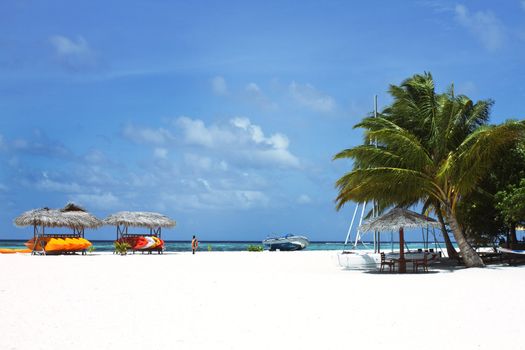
334 72 525 267
457 142 525 246
247 245 264 252
114 241 131 255
496 179 525 235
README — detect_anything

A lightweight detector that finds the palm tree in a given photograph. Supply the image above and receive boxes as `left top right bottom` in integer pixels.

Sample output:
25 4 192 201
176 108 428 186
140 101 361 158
334 73 525 267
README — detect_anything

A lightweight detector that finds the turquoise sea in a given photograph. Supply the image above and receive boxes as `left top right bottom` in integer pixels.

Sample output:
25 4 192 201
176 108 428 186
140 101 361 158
0 240 451 252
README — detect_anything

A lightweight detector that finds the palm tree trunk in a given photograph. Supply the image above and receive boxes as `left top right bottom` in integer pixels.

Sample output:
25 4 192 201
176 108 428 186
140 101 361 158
435 206 459 260
443 204 484 267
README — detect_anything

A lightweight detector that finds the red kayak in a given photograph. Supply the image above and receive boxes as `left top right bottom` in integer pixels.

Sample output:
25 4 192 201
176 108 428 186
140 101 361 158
133 237 149 250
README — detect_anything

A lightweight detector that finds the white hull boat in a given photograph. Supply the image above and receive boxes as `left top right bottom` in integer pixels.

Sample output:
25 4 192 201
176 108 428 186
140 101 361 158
263 235 309 251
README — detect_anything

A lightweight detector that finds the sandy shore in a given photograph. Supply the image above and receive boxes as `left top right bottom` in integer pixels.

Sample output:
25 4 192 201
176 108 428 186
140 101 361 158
1 251 523 350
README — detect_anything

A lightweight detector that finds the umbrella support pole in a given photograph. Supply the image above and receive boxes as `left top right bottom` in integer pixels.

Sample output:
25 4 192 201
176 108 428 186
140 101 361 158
398 227 406 273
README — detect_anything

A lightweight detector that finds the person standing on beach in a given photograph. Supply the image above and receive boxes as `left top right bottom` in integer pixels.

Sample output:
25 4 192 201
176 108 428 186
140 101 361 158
191 235 199 254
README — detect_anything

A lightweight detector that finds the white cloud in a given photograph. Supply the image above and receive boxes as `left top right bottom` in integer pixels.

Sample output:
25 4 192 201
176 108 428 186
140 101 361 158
230 117 299 168
142 174 272 211
454 4 505 51
82 150 119 173
175 116 300 168
521 0 525 11
38 116 302 213
246 82 261 94
185 154 212 171
84 149 108 164
417 1 452 13
79 166 118 187
154 147 168 159
28 163 119 197
10 131 71 158
176 117 236 147
297 194 312 204
49 35 98 70
289 81 336 113
69 192 120 210
230 117 250 130
127 171 161 188
123 124 175 145
211 76 228 96
245 83 277 110
36 172 84 193
251 148 300 168
231 117 289 150
161 188 269 211
50 36 91 56
184 154 229 172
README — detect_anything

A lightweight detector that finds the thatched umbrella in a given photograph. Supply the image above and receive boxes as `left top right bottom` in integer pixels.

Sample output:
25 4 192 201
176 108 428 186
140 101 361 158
14 203 102 253
15 203 102 232
104 211 176 240
359 208 439 273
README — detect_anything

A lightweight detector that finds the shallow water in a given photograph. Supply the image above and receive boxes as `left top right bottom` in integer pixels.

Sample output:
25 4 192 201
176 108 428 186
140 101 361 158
0 239 451 252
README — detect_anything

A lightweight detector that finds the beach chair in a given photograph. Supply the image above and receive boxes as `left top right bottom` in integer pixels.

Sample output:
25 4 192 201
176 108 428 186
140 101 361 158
413 254 428 273
380 252 395 272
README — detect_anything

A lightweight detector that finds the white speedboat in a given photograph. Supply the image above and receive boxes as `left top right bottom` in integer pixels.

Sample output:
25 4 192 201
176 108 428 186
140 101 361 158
263 235 309 251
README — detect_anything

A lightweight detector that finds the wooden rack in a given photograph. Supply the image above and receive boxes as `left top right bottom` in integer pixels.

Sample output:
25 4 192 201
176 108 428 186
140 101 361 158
116 226 164 254
31 225 87 255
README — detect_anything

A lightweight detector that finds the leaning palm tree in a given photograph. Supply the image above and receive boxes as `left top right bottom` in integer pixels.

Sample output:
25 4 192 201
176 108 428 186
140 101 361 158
380 73 492 260
334 73 525 267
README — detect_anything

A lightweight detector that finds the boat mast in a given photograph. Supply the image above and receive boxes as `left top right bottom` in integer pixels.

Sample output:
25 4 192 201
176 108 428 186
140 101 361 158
368 95 380 252
344 95 379 250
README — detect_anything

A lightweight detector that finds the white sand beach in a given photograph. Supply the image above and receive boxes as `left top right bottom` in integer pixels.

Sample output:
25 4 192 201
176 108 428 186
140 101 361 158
1 251 524 350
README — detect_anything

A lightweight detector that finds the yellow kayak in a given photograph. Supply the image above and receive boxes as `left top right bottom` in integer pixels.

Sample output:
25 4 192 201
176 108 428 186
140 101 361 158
0 248 32 254
23 237 92 252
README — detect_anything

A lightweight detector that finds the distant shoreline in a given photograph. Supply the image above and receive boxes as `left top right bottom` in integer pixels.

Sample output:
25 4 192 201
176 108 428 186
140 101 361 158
0 239 453 244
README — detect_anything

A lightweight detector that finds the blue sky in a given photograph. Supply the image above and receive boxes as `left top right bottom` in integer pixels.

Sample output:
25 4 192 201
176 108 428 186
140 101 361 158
1 0 524 241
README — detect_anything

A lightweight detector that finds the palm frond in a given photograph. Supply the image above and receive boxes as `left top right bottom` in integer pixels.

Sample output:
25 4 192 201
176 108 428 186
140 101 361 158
421 197 434 215
355 117 433 170
448 120 525 196
334 146 403 169
335 167 437 210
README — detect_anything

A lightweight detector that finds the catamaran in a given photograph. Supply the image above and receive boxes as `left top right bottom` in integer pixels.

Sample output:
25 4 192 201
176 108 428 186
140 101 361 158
337 206 443 270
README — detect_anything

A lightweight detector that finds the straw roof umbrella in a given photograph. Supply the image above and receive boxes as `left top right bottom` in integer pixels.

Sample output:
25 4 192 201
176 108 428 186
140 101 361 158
104 211 176 229
14 203 102 231
359 208 439 273
104 211 176 241
14 203 102 254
